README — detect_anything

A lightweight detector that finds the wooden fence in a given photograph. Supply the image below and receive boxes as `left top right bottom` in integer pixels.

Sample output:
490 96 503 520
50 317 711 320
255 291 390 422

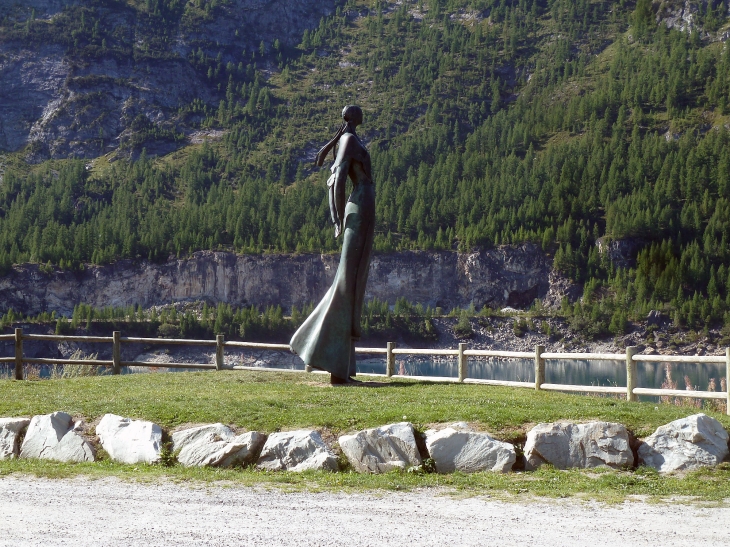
2 328 728 414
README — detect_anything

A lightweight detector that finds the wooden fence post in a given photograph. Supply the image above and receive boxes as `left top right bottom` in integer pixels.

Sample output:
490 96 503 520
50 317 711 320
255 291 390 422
626 346 639 402
216 335 224 371
726 347 730 416
386 342 395 377
458 343 467 382
112 331 121 375
14 328 23 381
535 345 545 391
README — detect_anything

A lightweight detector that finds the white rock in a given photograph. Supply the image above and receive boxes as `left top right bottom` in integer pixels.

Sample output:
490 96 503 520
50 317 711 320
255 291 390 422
638 413 729 473
0 418 31 460
19 412 95 462
338 422 422 473
97 414 162 464
425 428 516 473
257 430 337 472
172 424 265 467
524 421 634 470
423 422 472 438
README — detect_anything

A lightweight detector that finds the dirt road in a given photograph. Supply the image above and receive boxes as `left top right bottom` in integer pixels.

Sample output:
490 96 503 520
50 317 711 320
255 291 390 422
0 477 726 546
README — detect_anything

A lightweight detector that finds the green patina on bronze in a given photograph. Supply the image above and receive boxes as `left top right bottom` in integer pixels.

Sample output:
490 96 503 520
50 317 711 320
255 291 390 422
290 106 374 382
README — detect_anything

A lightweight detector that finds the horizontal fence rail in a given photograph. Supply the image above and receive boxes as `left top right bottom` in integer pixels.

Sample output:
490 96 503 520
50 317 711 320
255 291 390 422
632 354 727 363
464 349 534 358
120 336 217 346
120 361 217 370
2 328 728 414
540 352 626 361
23 334 113 343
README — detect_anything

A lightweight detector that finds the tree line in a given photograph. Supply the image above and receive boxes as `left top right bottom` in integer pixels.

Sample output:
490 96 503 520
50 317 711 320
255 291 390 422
1 1 730 333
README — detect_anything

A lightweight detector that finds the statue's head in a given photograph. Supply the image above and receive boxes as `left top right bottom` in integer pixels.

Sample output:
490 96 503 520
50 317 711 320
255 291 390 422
315 105 364 166
342 105 363 127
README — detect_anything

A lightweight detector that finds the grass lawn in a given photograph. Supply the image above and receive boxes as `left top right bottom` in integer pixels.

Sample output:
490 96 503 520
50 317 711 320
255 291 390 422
2 370 730 502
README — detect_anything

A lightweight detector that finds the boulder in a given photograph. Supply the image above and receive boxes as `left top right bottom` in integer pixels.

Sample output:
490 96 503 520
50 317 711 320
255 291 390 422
424 427 516 473
257 430 338 472
638 413 729 473
338 422 422 473
0 418 31 460
96 414 162 464
172 424 265 467
524 421 633 470
19 412 95 462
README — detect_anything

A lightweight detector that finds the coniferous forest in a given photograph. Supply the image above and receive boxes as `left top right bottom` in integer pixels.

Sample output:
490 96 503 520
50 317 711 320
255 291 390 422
1 0 730 333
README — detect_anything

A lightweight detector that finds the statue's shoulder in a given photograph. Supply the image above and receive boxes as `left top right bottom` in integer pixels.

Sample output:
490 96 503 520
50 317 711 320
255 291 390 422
337 133 368 163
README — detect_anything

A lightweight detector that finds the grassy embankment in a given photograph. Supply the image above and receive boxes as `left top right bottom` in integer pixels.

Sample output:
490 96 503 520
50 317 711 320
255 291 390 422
2 370 730 503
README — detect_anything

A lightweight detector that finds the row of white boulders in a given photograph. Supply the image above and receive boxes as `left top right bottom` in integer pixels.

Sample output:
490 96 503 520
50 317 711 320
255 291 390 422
337 421 517 474
524 413 729 473
0 413 163 464
0 412 335 471
171 427 337 471
2 412 728 474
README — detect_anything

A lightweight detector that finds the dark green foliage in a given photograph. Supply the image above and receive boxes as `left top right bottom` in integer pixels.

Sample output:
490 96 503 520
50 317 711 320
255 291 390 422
2 297 441 343
512 317 528 338
361 297 438 342
632 0 655 38
61 301 306 341
0 308 57 329
1 1 730 331
455 310 475 338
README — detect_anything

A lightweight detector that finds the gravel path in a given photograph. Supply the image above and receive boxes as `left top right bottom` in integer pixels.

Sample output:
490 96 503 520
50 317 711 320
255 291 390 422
0 477 726 546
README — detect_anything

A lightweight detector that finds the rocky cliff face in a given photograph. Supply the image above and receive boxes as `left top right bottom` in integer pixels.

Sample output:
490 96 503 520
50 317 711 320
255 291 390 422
595 236 647 269
656 0 730 36
0 244 564 316
0 0 336 159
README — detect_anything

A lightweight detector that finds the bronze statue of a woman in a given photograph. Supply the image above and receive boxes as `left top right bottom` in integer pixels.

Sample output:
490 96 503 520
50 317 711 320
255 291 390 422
290 105 375 384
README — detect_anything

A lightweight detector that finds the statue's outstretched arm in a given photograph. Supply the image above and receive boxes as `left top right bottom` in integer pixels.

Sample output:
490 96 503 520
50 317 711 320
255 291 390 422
328 157 350 238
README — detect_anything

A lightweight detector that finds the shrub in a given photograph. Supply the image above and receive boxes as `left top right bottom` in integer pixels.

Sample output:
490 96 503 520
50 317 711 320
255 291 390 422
158 323 181 338
454 310 474 338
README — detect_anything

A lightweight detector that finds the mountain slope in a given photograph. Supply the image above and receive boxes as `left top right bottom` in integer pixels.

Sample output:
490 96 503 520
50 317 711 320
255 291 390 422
0 0 337 158
1 0 730 332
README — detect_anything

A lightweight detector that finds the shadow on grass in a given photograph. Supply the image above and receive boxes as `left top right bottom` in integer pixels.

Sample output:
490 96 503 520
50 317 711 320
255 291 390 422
332 379 451 389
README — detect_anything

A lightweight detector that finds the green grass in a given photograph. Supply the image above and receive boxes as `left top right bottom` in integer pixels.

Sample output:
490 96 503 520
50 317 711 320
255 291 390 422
2 370 730 502
2 458 730 504
3 370 728 437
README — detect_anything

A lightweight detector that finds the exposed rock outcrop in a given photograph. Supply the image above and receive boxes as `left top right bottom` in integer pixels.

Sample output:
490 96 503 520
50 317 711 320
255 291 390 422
172 424 265 467
524 421 634 470
595 237 648 269
256 430 338 472
0 245 561 316
96 414 162 464
658 0 702 33
655 0 730 38
0 0 337 159
637 413 729 473
19 412 95 462
0 417 30 460
338 422 422 473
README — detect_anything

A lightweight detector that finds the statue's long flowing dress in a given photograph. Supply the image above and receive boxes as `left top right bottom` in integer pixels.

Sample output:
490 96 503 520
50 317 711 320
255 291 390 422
290 159 375 380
